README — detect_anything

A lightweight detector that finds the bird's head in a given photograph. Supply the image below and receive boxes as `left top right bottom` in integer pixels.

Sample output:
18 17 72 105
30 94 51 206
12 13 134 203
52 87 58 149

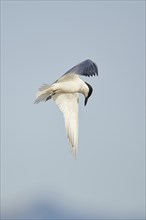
84 82 93 106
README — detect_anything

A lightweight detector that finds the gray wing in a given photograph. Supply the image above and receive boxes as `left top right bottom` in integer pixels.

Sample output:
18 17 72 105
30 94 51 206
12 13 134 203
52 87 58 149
63 59 98 77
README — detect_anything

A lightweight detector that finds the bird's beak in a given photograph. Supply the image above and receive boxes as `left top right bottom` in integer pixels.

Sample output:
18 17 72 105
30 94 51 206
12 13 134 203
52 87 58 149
84 97 88 106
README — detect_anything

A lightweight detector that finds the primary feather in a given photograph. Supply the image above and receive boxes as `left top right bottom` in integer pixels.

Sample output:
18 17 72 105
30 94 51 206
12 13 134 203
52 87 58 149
63 59 98 77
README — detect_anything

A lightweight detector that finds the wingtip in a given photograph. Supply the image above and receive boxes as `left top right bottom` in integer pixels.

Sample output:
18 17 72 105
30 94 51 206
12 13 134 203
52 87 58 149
73 153 77 160
71 147 77 160
69 142 77 159
92 62 98 76
86 59 98 77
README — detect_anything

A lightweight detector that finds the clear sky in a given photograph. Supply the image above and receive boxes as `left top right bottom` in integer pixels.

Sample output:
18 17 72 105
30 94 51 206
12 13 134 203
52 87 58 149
1 1 145 219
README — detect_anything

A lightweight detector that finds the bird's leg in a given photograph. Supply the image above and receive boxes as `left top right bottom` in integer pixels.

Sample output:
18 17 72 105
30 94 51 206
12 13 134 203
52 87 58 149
45 91 57 102
45 96 51 102
45 89 62 102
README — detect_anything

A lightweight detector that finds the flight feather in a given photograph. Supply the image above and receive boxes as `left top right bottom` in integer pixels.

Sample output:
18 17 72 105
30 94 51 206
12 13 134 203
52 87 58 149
63 59 98 77
53 93 79 158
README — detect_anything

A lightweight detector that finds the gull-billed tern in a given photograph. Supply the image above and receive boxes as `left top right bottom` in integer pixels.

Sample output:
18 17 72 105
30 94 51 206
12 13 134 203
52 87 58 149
34 59 98 158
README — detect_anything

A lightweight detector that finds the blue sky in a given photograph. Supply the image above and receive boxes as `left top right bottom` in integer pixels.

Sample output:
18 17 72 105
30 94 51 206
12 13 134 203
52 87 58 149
1 1 145 219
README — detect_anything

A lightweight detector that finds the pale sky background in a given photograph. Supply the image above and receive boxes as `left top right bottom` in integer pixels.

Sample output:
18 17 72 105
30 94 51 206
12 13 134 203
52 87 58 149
1 1 145 219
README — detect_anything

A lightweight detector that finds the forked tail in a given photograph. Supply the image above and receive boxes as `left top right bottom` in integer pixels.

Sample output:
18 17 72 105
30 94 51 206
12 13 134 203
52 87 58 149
34 84 53 104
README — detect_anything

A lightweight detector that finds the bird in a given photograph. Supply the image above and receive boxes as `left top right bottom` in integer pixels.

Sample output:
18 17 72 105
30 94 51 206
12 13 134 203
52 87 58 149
34 59 98 158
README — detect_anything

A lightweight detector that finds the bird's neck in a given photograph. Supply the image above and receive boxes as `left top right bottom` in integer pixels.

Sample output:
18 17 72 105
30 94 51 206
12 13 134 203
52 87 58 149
80 81 89 97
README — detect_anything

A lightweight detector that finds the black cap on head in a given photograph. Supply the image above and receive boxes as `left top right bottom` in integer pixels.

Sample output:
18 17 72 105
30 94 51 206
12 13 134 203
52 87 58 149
84 82 93 106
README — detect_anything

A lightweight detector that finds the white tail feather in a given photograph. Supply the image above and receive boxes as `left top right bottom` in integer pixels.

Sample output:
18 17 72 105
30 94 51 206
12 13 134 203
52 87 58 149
34 84 52 104
39 84 51 91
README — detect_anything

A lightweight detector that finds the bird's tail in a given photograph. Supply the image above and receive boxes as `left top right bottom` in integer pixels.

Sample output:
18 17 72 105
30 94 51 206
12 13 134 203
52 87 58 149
34 84 53 104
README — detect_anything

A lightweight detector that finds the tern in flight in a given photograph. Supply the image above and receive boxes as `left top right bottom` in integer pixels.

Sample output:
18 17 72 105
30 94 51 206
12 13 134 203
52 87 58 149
34 59 98 158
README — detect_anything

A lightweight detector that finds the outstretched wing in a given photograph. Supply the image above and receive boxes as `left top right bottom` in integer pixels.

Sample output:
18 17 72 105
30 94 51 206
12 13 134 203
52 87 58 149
52 93 79 158
63 59 98 77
